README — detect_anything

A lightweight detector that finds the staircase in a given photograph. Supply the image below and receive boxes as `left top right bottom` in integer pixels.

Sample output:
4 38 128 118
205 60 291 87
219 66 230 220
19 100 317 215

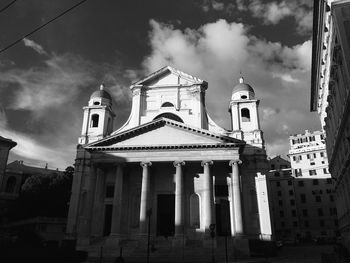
85 237 250 263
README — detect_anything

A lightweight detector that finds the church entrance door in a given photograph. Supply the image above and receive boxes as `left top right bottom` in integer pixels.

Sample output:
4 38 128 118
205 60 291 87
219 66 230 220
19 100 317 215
156 194 175 237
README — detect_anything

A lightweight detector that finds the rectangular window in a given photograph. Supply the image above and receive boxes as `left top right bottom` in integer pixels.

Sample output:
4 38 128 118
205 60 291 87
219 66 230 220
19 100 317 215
304 221 309 227
301 194 306 203
316 196 321 202
318 208 324 216
281 222 285 227
302 209 308 216
293 156 296 161
292 210 296 217
105 185 114 198
320 220 324 227
310 162 315 166
313 179 319 185
307 154 310 159
288 180 292 186
276 181 281 187
289 190 294 196
327 178 332 184
299 155 302 161
335 219 338 226
330 195 334 202
278 191 282 197
298 180 304 186
279 200 283 206
280 211 284 217
309 170 317 176
293 221 298 227
320 152 324 157
313 153 317 158
271 164 275 170
290 199 295 206
323 168 328 174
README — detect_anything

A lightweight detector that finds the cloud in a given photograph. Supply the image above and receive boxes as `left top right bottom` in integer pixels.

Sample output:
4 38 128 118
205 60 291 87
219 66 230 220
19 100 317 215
142 19 320 157
0 52 133 168
198 0 313 35
248 0 313 34
0 108 71 168
23 38 47 55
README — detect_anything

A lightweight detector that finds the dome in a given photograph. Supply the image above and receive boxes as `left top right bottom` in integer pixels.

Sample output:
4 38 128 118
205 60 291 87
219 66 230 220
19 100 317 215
232 77 255 94
90 84 112 100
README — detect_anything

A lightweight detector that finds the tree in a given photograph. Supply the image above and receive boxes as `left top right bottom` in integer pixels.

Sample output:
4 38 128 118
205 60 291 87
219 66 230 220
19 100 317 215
9 166 74 220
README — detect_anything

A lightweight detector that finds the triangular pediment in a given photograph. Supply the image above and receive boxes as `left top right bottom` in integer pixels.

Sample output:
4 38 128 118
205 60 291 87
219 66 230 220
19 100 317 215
133 66 207 87
85 118 244 150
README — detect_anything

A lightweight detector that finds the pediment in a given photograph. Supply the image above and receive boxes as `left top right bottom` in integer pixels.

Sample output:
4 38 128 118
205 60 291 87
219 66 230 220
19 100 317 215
133 66 207 87
85 118 244 150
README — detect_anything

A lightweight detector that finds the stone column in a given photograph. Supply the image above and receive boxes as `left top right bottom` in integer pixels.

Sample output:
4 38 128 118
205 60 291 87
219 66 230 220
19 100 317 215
201 160 214 234
174 161 185 237
110 164 124 237
229 160 244 236
91 167 105 237
80 163 97 241
139 161 152 235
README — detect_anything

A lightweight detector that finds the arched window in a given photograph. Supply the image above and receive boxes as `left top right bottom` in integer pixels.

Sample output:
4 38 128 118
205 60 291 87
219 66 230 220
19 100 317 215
153 113 184 123
93 101 100 105
241 108 251 122
190 194 200 228
91 114 99 127
161 102 174 108
5 176 16 193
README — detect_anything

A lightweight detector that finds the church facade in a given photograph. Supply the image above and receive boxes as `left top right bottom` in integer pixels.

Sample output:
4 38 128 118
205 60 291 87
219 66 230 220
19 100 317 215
66 66 272 260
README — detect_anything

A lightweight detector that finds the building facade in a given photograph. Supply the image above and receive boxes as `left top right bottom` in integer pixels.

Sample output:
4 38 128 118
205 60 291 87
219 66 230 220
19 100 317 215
66 66 272 261
267 131 337 242
288 131 337 240
311 0 350 253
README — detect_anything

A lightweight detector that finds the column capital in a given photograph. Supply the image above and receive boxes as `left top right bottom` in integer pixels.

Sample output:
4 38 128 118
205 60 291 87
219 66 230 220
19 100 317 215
229 159 242 166
173 161 185 167
140 161 152 168
201 160 213 167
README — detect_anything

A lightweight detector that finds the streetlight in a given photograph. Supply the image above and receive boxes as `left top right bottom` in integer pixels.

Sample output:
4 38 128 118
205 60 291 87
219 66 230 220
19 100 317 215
209 224 216 263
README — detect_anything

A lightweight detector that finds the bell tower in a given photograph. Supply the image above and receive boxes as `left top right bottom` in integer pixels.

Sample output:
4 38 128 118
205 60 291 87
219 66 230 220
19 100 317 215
229 77 264 148
78 84 115 145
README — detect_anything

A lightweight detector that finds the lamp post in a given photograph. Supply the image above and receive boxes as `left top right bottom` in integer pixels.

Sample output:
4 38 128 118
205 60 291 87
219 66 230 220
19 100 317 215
146 208 152 263
209 224 216 263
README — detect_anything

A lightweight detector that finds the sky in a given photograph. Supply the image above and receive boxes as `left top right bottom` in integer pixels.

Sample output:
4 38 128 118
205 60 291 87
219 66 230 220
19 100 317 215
0 0 321 170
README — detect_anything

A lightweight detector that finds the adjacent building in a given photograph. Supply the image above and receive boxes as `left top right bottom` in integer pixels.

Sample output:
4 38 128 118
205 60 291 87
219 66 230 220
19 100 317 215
311 0 350 253
267 130 337 242
66 66 272 261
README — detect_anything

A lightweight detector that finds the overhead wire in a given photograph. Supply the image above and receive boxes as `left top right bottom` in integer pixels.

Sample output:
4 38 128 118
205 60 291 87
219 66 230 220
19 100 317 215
0 0 18 14
0 0 89 55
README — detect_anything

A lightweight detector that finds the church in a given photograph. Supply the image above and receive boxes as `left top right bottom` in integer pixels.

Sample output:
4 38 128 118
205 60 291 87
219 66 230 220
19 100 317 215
66 66 272 261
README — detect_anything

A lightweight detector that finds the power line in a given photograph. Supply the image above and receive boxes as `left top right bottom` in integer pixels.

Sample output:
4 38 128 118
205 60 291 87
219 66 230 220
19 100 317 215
0 0 89 55
0 0 18 14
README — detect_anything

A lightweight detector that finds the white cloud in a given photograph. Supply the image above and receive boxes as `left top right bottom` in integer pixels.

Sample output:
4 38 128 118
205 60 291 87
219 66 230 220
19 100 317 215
23 38 47 55
142 19 320 157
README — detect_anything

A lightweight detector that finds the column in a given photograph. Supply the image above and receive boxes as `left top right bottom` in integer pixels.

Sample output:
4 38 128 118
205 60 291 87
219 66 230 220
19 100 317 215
174 161 185 236
229 160 244 236
139 161 152 235
110 164 124 236
201 160 214 234
81 162 97 238
91 167 105 236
